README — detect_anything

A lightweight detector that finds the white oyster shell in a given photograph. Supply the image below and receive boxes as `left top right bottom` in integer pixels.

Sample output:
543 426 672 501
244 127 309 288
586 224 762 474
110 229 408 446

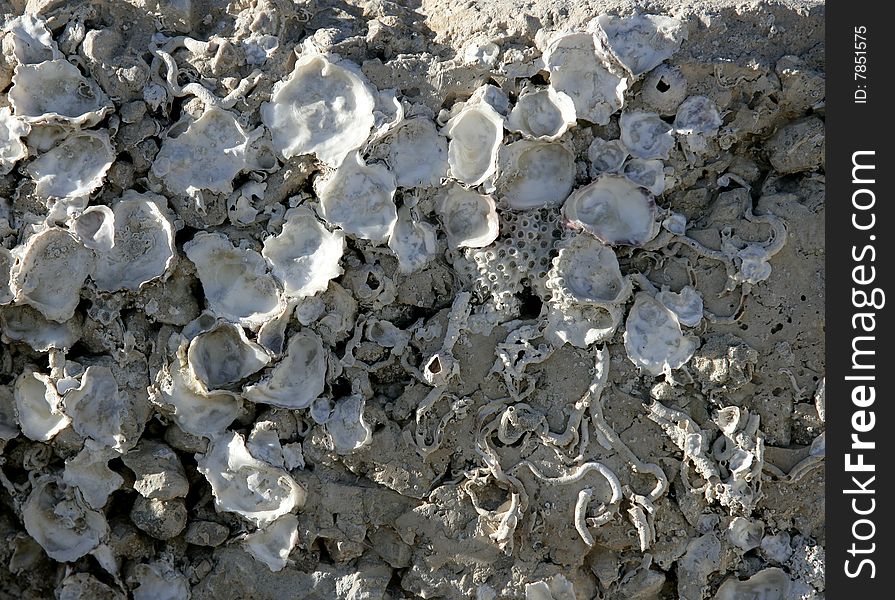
262 207 344 298
538 30 627 125
325 395 372 454
525 574 577 600
9 59 112 127
130 562 190 600
0 305 81 351
619 111 674 160
244 329 326 409
151 340 243 438
378 117 448 187
674 95 723 134
592 14 687 77
27 131 114 199
197 431 305 526
623 292 698 375
11 228 93 322
316 152 397 243
388 205 438 274
0 106 30 174
656 285 703 327
242 513 299 572
261 54 375 167
69 205 115 253
563 175 659 246
23 476 109 563
623 158 666 195
4 14 60 64
14 369 70 441
713 567 791 600
93 192 176 291
436 185 499 249
184 232 286 329
497 140 576 210
443 92 504 186
63 445 124 510
152 107 255 197
63 366 132 451
187 322 270 390
587 137 628 176
546 234 632 307
506 87 577 141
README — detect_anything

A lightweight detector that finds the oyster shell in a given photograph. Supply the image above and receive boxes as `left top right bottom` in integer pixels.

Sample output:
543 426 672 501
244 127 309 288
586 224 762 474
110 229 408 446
623 292 698 375
623 158 666 195
592 14 687 77
316 152 397 243
244 329 326 409
713 567 791 600
388 205 438 274
656 285 704 327
11 228 93 322
187 322 270 390
14 369 70 441
3 14 60 64
262 206 344 298
377 116 448 188
537 30 627 125
497 140 576 210
0 304 82 352
196 431 305 526
93 192 176 292
23 476 109 563
0 106 30 174
69 205 115 253
443 90 504 186
242 513 299 572
261 54 376 167
152 107 255 198
587 137 628 176
184 232 286 329
506 87 577 141
325 395 373 454
9 59 112 127
27 131 114 199
563 175 659 246
436 185 500 249
62 445 124 510
63 365 141 452
619 111 675 160
546 234 632 307
674 95 723 135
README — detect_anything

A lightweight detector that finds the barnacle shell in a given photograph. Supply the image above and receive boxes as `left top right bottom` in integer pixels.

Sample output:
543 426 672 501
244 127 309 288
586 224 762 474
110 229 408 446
506 87 577 141
9 59 112 127
261 54 375 167
184 232 286 329
196 431 305 526
187 322 270 390
325 395 372 454
316 152 397 243
152 107 255 197
242 513 299 572
592 14 687 77
443 91 504 186
388 205 438 274
674 95 723 135
262 207 344 298
11 228 93 323
14 369 70 441
619 111 674 160
642 65 689 115
244 329 326 409
69 205 115 253
377 117 448 187
623 292 698 375
93 192 176 292
563 175 659 246
546 234 632 307
497 140 576 210
436 185 499 249
23 476 109 563
27 131 114 199
537 30 627 125
0 106 29 174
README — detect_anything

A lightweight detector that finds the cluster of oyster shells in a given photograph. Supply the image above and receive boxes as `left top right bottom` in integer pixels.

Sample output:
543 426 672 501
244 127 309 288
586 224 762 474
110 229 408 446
0 3 823 600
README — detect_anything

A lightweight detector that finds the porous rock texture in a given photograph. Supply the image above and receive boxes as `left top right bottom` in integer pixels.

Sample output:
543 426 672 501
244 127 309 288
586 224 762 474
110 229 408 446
0 0 824 599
